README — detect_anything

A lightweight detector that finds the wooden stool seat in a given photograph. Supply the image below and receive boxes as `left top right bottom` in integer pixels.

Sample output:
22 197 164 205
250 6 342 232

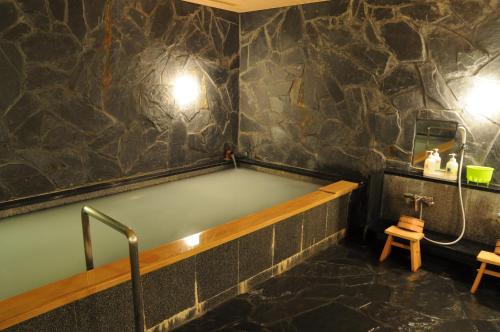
477 250 500 265
471 241 500 294
385 225 424 241
379 215 424 272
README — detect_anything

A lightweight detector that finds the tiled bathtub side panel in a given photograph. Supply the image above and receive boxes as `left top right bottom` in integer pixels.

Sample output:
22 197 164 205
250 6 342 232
74 282 135 332
143 258 196 329
273 214 303 264
5 303 77 332
238 226 273 282
195 240 239 302
302 204 327 248
326 195 349 236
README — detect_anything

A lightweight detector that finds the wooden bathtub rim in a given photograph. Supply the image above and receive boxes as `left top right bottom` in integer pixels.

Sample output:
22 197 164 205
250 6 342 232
0 180 358 330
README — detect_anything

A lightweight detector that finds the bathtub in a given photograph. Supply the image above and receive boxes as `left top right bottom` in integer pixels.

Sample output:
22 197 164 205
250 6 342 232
0 165 358 331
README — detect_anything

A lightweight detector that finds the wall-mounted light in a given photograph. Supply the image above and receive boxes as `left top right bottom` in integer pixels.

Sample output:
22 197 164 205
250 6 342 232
465 78 500 119
183 232 200 247
173 74 200 107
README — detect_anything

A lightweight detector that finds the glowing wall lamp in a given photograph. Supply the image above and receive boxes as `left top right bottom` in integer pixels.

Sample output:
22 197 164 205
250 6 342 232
465 78 500 119
173 74 200 107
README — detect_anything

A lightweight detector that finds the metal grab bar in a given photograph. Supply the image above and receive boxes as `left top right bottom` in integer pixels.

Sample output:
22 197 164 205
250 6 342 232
81 206 145 332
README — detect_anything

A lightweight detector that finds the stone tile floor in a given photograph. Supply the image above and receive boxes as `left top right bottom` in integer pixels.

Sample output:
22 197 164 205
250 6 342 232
175 241 499 331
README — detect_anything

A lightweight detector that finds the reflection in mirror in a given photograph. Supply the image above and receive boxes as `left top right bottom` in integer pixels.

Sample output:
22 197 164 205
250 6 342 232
412 119 458 169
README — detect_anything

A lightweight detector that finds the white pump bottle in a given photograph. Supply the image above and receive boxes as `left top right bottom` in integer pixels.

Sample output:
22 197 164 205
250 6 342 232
446 153 458 181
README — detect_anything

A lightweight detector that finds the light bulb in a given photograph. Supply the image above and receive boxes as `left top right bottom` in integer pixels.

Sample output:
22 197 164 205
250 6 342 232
465 78 500 119
173 74 200 107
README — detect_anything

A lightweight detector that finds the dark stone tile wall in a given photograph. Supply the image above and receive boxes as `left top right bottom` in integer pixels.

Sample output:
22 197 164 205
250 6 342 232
142 258 196 328
274 214 303 263
326 195 349 236
302 204 327 248
0 0 239 201
74 282 135 332
381 174 500 245
196 240 239 302
238 1 500 184
238 226 273 281
6 303 77 332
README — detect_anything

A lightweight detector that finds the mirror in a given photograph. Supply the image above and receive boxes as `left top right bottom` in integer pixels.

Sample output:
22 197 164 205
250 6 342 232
412 119 459 169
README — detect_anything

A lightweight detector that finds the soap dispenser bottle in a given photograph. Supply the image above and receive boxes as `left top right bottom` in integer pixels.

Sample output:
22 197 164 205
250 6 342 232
423 151 435 177
432 148 441 171
446 153 458 181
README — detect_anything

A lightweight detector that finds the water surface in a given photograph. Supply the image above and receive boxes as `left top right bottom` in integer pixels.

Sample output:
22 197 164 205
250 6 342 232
0 168 320 300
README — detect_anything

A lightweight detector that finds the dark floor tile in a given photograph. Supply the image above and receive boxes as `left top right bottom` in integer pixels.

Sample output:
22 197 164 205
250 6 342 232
6 303 77 332
238 226 273 281
460 290 500 320
196 240 238 301
142 258 196 328
253 276 316 300
173 241 500 332
302 204 327 248
348 283 392 302
359 301 440 330
75 282 135 332
389 272 465 320
286 260 373 279
292 302 381 332
299 283 347 300
433 319 481 332
334 294 372 310
223 320 267 331
175 298 253 332
472 319 500 332
250 297 327 325
274 214 302 263
201 285 239 313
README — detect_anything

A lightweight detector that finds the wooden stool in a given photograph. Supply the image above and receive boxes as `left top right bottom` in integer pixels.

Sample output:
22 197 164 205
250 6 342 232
379 215 425 272
470 240 500 294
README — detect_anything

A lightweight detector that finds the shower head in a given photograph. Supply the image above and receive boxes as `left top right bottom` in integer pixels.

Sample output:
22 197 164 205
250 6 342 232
457 126 467 145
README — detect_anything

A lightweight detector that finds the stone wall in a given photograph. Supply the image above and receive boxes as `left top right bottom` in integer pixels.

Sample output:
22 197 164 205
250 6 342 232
238 1 500 184
0 0 239 201
381 173 500 245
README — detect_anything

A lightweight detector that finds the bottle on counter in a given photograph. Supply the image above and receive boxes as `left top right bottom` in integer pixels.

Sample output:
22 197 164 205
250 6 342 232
432 148 441 171
446 153 459 181
424 151 436 177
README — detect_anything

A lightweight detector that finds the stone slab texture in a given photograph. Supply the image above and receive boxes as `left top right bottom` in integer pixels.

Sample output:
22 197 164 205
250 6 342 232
381 174 500 245
170 242 500 332
0 0 239 201
238 1 500 185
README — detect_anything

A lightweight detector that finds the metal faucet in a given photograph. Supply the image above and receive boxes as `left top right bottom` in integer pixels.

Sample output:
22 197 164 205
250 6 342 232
224 148 237 169
403 193 434 212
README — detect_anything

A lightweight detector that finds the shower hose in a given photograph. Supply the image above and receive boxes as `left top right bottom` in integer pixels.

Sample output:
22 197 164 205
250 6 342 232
422 142 466 246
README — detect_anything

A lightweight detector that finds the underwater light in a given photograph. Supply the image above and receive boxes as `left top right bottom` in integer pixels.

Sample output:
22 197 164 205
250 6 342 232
465 78 500 119
173 74 200 107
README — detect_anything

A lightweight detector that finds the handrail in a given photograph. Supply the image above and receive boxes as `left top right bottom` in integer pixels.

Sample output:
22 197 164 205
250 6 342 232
81 206 145 332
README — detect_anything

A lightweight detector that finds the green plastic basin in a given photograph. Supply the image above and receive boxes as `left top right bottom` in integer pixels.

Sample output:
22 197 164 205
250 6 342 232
466 165 494 185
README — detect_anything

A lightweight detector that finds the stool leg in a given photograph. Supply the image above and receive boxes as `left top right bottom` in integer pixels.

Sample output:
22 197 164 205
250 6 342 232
410 240 421 272
416 240 422 269
379 235 393 262
471 262 487 294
